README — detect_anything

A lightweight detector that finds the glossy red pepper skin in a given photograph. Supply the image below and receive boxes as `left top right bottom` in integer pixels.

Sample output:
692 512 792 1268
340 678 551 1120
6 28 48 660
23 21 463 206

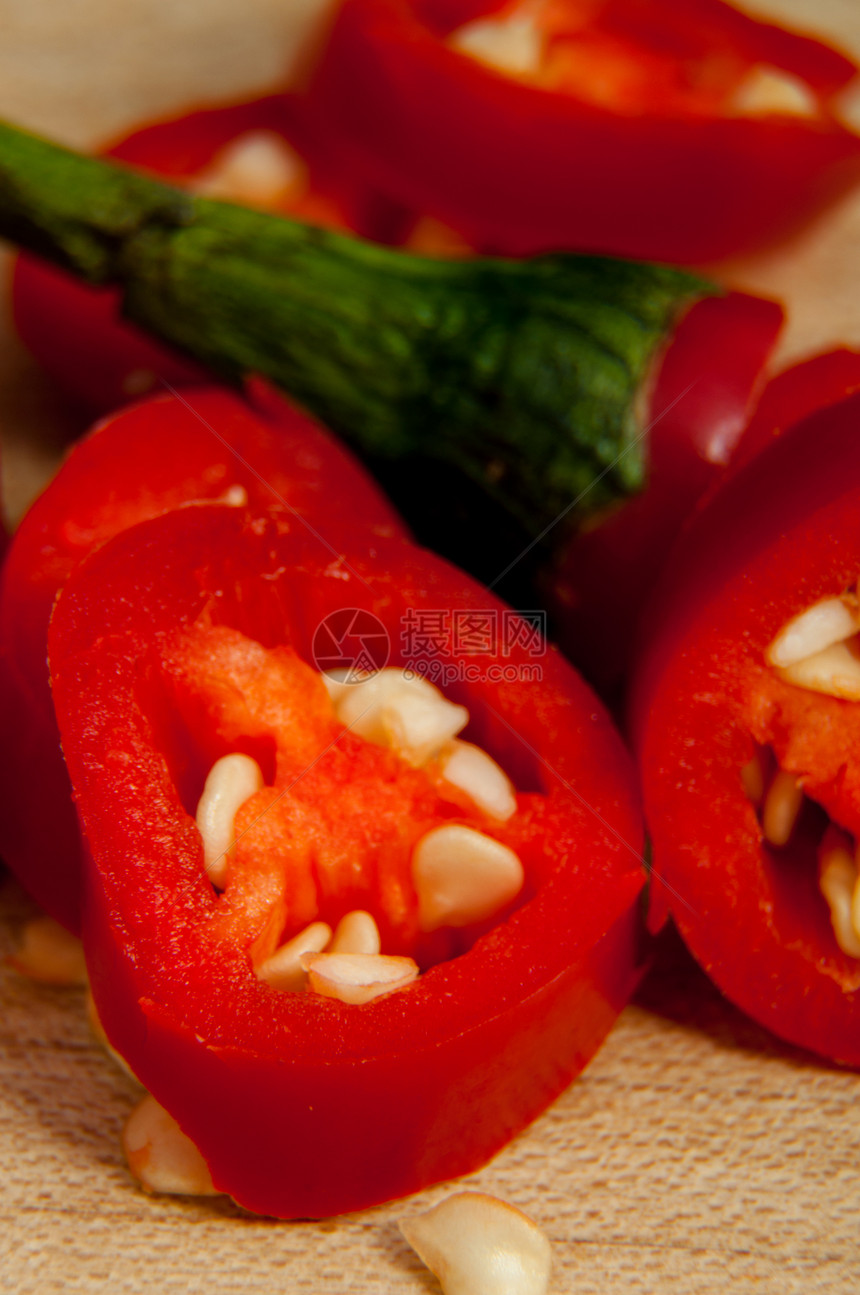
11 97 369 414
0 384 406 932
297 0 860 264
547 290 784 695
631 393 860 1065
49 504 645 1216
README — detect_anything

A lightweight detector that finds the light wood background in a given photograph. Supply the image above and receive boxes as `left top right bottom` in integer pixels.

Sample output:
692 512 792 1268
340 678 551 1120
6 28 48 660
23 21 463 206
1 2 860 1291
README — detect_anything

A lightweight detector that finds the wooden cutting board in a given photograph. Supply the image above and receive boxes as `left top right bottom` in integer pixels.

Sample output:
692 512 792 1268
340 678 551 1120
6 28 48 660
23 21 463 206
1 3 859 1291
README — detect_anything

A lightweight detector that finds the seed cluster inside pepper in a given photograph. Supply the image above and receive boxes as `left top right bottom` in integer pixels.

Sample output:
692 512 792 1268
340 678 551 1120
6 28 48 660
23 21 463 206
161 623 533 1001
742 586 860 960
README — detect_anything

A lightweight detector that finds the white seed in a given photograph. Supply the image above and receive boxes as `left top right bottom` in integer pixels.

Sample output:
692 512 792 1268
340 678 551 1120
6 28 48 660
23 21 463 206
819 839 860 958
193 130 306 208
330 910 381 955
776 640 860 701
8 915 88 986
766 596 859 669
412 824 524 931
399 1191 552 1295
761 769 804 847
729 65 819 118
451 9 544 77
438 740 517 821
335 669 468 765
195 753 264 888
256 921 333 992
740 751 766 805
123 1094 218 1196
302 952 419 1004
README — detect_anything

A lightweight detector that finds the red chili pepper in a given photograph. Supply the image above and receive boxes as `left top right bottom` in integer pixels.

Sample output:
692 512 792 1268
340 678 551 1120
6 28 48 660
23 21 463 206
11 97 376 413
545 289 783 695
294 0 860 263
47 502 645 1216
631 393 860 1065
0 383 406 932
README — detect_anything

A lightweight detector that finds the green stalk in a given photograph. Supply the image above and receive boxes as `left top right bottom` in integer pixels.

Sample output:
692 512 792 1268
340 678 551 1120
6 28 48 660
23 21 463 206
0 119 716 536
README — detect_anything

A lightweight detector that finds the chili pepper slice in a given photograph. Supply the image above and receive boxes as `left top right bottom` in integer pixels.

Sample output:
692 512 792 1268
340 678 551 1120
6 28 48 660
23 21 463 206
11 96 369 413
294 0 860 263
48 503 645 1216
632 392 860 1065
545 289 783 696
0 383 406 932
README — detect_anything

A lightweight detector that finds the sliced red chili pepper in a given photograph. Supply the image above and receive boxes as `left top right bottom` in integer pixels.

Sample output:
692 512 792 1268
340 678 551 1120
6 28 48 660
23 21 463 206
632 392 860 1065
0 383 406 932
11 96 371 413
295 0 860 262
545 289 783 695
48 503 645 1216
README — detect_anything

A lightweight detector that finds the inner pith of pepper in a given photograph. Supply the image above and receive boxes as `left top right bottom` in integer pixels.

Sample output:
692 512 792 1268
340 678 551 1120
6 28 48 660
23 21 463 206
156 623 536 1004
744 586 860 961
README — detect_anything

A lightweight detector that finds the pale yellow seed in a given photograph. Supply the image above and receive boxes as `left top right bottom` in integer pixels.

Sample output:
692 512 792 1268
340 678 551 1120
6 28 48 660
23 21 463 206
334 669 468 765
123 1094 219 1197
256 921 333 992
330 910 381 955
776 640 860 701
195 752 264 889
729 65 819 118
193 130 306 208
8 915 87 986
819 842 860 959
767 595 858 668
399 1191 552 1295
302 952 419 1004
451 7 544 77
412 824 524 931
761 769 804 847
438 740 517 820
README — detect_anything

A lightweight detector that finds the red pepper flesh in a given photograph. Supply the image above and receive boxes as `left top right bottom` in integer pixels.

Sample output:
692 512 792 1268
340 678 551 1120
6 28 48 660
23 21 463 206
296 0 860 263
632 393 860 1065
0 384 405 932
49 504 646 1216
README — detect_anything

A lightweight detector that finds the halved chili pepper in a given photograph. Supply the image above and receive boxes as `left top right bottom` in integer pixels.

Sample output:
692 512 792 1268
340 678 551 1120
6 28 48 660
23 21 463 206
0 382 406 932
293 0 860 264
632 392 860 1065
48 502 645 1216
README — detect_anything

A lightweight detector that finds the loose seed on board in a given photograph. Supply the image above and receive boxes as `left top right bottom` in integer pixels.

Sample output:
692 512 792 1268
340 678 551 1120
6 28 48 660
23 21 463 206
195 752 264 889
399 1191 552 1295
302 952 419 1004
8 915 88 986
412 824 524 931
123 1094 219 1196
761 769 804 847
